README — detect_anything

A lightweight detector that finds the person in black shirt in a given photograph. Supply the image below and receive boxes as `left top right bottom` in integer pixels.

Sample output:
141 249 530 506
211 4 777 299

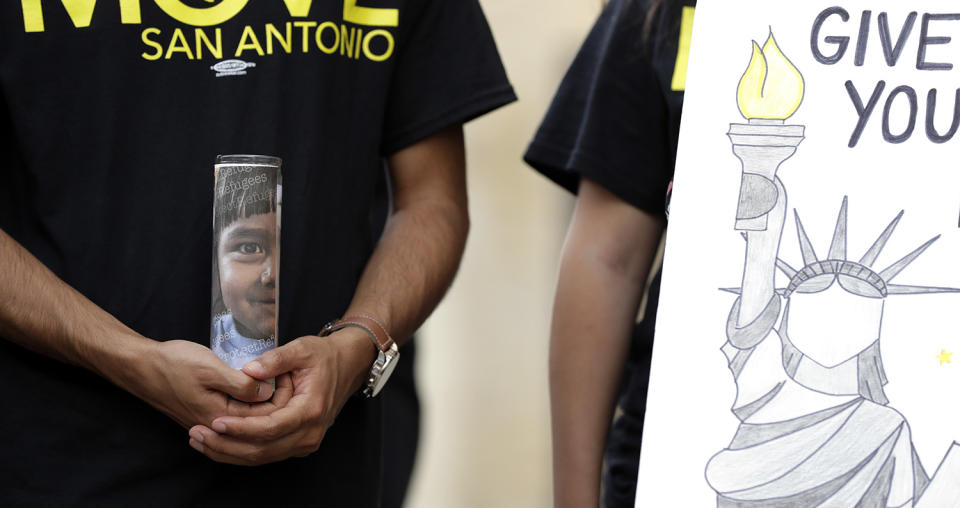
0 1 514 506
524 0 693 506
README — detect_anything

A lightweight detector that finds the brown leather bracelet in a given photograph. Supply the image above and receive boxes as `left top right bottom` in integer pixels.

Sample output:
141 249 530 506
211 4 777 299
319 315 394 352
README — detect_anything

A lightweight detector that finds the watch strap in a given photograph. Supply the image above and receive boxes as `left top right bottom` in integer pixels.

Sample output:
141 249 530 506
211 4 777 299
319 315 398 398
321 315 395 352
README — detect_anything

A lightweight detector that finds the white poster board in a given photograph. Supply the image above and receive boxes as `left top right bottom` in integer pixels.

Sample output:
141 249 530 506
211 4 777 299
637 2 960 506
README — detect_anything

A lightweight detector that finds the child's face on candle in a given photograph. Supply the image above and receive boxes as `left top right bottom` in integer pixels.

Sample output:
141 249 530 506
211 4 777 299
218 211 277 339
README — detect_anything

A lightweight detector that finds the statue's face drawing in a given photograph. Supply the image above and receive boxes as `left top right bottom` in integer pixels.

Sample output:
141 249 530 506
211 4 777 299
785 283 884 368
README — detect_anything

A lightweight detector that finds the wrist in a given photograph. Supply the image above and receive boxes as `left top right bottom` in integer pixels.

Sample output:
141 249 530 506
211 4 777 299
320 315 399 397
88 331 158 395
326 327 378 394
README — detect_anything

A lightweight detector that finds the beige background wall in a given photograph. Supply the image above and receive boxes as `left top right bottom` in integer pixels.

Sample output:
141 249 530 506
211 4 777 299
405 2 602 507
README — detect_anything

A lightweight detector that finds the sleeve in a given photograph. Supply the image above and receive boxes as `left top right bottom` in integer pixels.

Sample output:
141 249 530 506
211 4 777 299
380 0 517 155
523 0 672 217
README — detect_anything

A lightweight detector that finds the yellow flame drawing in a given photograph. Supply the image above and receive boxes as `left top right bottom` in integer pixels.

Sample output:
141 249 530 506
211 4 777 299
737 32 804 120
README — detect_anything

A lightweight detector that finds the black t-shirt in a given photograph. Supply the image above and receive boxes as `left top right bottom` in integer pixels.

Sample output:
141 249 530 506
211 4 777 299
0 2 514 506
524 0 693 415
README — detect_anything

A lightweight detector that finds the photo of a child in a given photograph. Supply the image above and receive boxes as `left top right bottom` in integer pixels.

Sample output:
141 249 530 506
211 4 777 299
210 157 281 369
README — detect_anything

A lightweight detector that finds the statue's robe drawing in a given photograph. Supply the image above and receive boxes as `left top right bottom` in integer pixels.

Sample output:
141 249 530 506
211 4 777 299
706 199 957 507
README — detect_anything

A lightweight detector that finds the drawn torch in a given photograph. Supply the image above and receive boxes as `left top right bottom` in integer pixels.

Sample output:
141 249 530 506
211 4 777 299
730 32 805 231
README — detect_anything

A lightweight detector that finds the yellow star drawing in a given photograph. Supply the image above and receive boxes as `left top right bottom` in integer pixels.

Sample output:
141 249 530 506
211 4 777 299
936 349 953 366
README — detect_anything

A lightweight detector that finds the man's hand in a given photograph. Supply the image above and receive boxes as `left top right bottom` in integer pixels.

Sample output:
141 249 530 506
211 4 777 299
185 328 375 466
183 125 467 465
0 229 291 432
135 339 293 429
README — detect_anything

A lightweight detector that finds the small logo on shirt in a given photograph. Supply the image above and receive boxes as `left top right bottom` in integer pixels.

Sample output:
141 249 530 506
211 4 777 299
211 59 256 77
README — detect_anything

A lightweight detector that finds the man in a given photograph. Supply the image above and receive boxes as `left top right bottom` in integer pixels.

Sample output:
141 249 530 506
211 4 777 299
0 1 514 505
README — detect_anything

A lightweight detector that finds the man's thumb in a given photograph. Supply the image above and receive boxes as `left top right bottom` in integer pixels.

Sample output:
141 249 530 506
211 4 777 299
242 342 296 380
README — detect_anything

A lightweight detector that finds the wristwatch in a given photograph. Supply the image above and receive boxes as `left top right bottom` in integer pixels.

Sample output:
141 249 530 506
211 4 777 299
320 315 399 398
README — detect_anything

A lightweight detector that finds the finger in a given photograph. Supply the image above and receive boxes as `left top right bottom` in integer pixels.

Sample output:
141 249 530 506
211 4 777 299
189 425 296 466
212 403 306 441
243 339 310 379
273 373 294 406
208 365 274 403
263 372 294 408
189 437 248 466
223 398 281 418
222 374 294 417
188 429 264 466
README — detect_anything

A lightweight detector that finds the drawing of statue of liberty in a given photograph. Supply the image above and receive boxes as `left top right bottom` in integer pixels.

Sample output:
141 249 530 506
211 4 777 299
703 31 960 507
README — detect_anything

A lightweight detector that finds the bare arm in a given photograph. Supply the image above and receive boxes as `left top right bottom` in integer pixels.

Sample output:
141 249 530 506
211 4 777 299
346 123 469 343
191 125 470 465
737 177 787 327
0 229 278 429
550 178 664 508
0 228 151 382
